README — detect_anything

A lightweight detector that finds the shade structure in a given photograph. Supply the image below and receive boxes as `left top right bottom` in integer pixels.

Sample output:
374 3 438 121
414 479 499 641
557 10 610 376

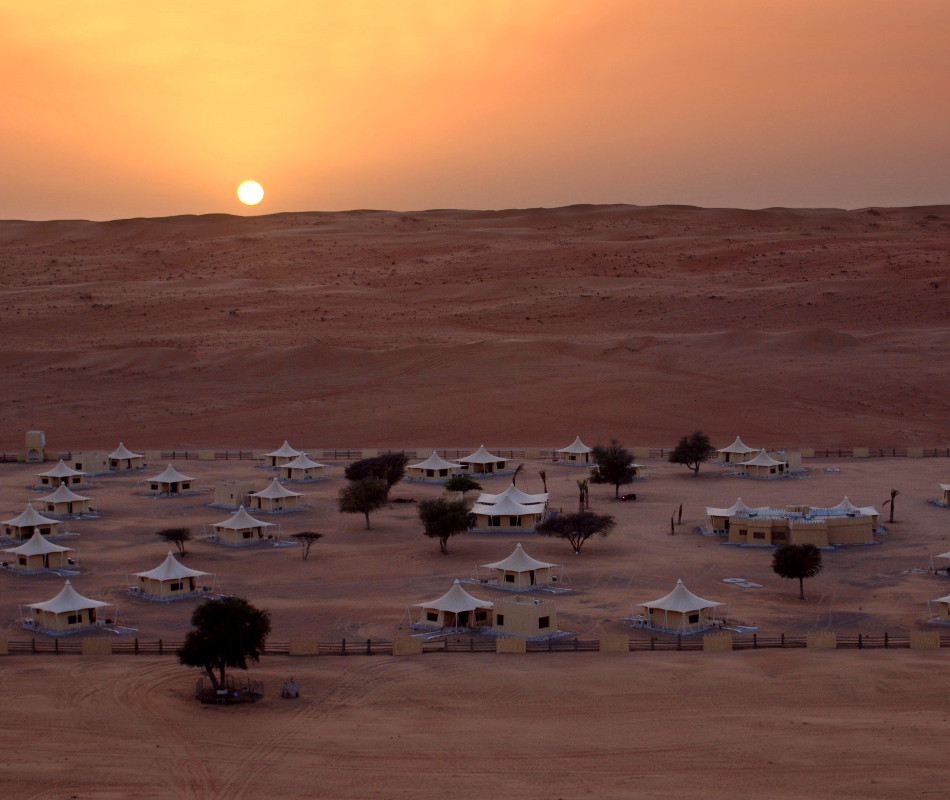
263 440 303 467
475 483 548 508
482 543 561 589
458 445 508 474
414 579 493 631
717 436 758 463
108 442 145 470
37 459 86 488
38 484 93 517
22 580 114 635
4 528 74 573
211 505 276 545
639 579 724 632
556 436 593 463
406 451 463 481
471 495 548 531
2 503 61 540
739 449 788 478
279 453 328 482
248 478 302 512
145 464 196 495
130 551 212 600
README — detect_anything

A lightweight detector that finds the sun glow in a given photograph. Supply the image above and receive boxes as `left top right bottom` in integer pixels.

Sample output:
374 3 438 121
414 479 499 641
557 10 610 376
237 181 264 205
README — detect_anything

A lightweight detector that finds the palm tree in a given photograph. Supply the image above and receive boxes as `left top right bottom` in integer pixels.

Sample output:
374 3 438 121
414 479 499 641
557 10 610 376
538 469 548 493
883 488 901 524
511 463 525 486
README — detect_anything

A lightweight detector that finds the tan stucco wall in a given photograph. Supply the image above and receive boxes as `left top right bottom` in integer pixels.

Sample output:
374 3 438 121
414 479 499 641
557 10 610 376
703 632 733 652
289 638 320 656
909 630 940 649
806 631 837 649
82 638 112 655
496 637 527 654
392 637 423 656
599 635 629 653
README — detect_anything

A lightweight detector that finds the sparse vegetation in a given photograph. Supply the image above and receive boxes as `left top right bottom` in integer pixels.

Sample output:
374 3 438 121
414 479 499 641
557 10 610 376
536 511 615 554
292 531 324 560
590 440 636 498
669 431 714 475
772 543 824 600
418 497 475 554
338 478 389 529
344 453 408 499
156 527 192 557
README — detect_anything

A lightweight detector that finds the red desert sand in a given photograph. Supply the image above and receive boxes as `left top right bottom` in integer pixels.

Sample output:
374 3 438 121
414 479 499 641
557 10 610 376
0 205 949 799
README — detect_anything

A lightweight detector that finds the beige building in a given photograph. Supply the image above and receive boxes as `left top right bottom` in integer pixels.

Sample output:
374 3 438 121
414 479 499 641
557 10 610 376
213 480 254 509
471 484 549 532
706 497 880 547
716 436 758 464
931 594 950 623
938 484 950 506
406 451 463 482
739 449 788 479
37 459 87 489
21 580 115 635
129 551 213 600
248 478 302 512
459 444 509 475
2 503 61 540
209 505 276 545
492 595 558 638
480 543 562 590
108 443 146 471
556 436 593 463
4 528 75 573
279 453 328 482
636 579 725 633
145 464 196 496
38 484 94 518
412 579 493 631
18 430 46 463
263 441 304 468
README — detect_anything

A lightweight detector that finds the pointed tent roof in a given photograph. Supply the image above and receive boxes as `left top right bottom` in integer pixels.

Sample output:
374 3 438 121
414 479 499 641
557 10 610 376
264 440 303 459
483 543 559 572
824 496 878 517
3 503 59 529
25 580 110 613
740 449 787 468
472 495 543 517
5 528 72 556
557 435 593 455
38 459 85 479
935 594 950 605
409 451 463 471
705 498 753 517
214 505 274 530
133 551 210 581
149 464 195 484
476 483 548 506
940 484 950 492
718 436 757 454
935 551 950 561
109 442 143 460
282 453 327 470
459 445 505 464
39 484 90 504
640 579 724 613
250 478 302 500
415 579 493 613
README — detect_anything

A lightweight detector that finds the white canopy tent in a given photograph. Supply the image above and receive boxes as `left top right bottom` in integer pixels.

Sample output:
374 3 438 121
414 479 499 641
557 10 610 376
4 528 76 573
479 543 562 589
263 441 304 467
475 483 548 509
411 579 493 631
739 449 788 478
145 464 196 495
279 453 328 482
38 484 94 517
209 505 276 545
2 503 61 540
406 451 463 481
458 445 508 474
129 551 213 600
717 436 758 463
108 442 145 471
636 579 725 633
471 495 548 531
37 459 87 488
248 478 302 512
556 435 593 463
21 580 115 635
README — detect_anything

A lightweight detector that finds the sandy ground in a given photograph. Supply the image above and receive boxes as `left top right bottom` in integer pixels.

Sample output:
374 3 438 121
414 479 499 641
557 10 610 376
1 204 949 798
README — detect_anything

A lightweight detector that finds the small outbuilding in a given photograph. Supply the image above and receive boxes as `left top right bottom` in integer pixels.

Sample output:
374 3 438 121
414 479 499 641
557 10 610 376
480 543 562 590
263 441 304 468
938 484 950 507
129 551 213 600
556 436 594 464
739 449 788 479
635 579 725 633
21 580 115 635
37 460 87 489
38 484 94 518
406 451 463 482
717 436 758 464
2 503 61 540
145 464 197 496
279 453 328 482
3 528 75 573
492 595 559 639
459 445 508 475
248 478 302 513
209 505 276 545
411 579 493 632
108 443 146 471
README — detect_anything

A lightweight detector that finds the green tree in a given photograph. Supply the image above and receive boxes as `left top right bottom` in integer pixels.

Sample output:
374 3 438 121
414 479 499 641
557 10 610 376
669 431 715 475
156 527 192 557
338 477 388 529
344 453 408 499
772 543 824 600
590 439 636 498
418 497 475 554
177 597 271 691
882 488 901 524
292 531 323 560
444 475 482 500
536 511 615 554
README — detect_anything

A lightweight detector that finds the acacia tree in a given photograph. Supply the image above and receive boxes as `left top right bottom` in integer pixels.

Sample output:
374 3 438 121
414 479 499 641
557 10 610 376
669 431 715 475
444 475 482 501
590 440 636 498
344 453 408 499
772 543 824 600
418 497 475 554
177 597 271 691
156 527 192 557
292 531 324 560
338 478 388 529
536 511 615 554
882 488 901 524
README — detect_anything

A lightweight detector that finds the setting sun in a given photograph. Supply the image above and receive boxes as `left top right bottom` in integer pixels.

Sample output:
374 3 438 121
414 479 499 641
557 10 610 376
237 181 264 206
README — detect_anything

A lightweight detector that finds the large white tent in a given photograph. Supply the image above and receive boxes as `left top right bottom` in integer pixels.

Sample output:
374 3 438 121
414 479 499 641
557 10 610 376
2 503 61 540
4 528 75 573
145 464 196 495
739 449 788 479
279 453 328 482
263 440 304 467
248 478 302 512
21 580 115 635
129 551 213 600
556 436 593 463
406 451 463 482
108 442 145 471
717 436 758 463
209 505 276 545
38 484 94 517
37 459 87 489
480 543 562 589
459 445 508 474
636 579 725 633
412 579 493 631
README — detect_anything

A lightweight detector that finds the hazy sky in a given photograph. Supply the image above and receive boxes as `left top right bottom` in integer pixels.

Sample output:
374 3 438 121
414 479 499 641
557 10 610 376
3 1 949 220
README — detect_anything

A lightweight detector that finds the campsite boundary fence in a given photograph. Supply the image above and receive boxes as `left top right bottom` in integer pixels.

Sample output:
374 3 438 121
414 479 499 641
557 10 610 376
4 632 948 657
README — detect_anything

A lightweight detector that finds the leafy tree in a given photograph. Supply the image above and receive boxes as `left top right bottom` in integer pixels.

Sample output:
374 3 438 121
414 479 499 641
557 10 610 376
536 511 615 554
156 527 192 557
292 531 323 560
590 440 636 498
882 488 901 524
344 453 408 499
668 431 715 475
772 543 824 600
444 475 482 500
417 497 475 554
177 597 271 691
338 478 388 529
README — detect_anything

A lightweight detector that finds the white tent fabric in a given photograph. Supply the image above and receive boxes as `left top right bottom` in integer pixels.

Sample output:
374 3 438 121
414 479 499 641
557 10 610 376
39 484 90 504
705 498 754 518
471 496 542 517
718 436 757 454
149 464 195 484
264 441 303 459
483 543 559 572
740 449 787 467
5 528 71 557
459 445 505 465
557 436 593 455
935 594 950 604
133 551 210 581
415 579 493 613
476 483 548 507
26 580 110 613
38 460 85 479
935 552 950 561
214 506 275 530
3 503 59 529
251 478 302 500
109 442 143 460
640 579 724 613
281 453 327 470
408 451 463 471
814 497 879 517
940 484 950 492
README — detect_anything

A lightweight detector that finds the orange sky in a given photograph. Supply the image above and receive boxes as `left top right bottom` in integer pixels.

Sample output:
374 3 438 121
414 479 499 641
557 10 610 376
2 1 949 219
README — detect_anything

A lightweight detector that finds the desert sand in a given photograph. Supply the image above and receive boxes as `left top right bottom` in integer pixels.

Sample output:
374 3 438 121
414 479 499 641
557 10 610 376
1 205 949 799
